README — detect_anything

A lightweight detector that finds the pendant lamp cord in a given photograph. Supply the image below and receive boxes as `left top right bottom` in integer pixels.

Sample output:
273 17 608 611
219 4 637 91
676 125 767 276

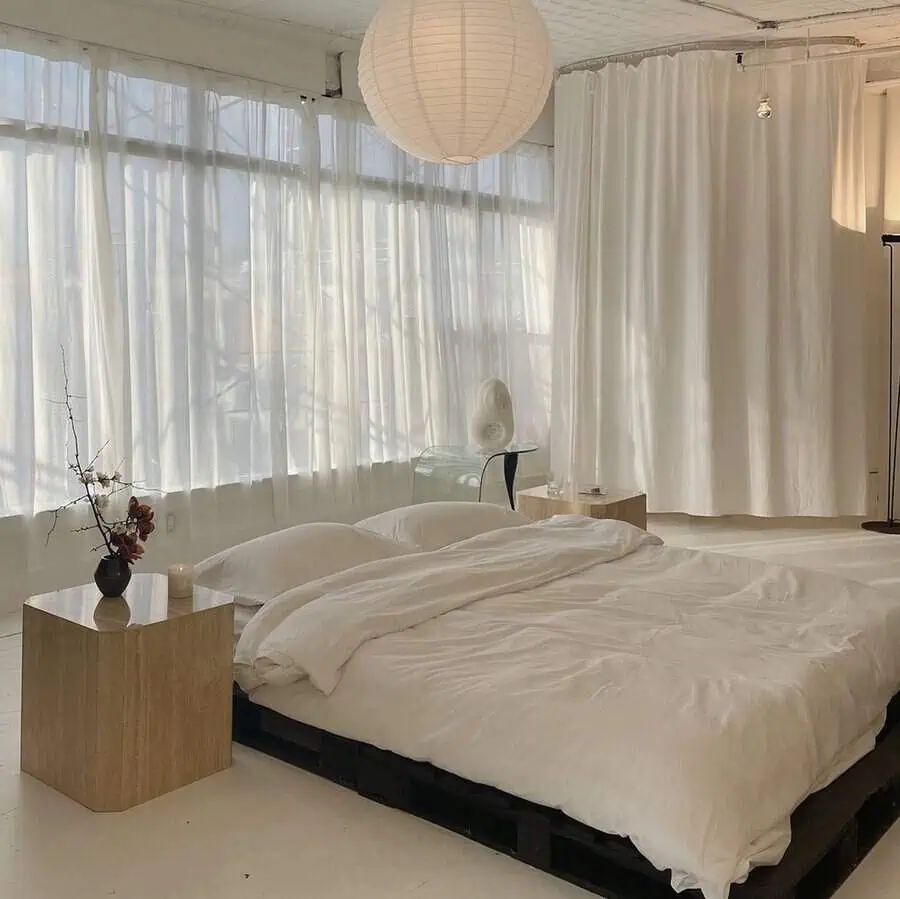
890 243 899 523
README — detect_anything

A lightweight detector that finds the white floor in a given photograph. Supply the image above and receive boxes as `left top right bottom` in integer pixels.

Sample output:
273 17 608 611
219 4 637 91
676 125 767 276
3 518 900 899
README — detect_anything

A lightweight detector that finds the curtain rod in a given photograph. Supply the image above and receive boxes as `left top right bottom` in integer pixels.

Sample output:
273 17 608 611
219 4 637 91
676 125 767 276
775 3 900 29
867 77 900 93
738 39 900 70
674 0 900 31
0 19 328 102
558 36 860 74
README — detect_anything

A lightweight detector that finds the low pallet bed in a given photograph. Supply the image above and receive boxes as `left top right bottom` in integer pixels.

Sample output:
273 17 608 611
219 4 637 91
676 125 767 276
233 687 900 899
228 517 900 899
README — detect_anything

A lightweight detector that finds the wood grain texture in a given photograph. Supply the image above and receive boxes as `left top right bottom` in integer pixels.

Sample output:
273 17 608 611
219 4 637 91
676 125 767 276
21 598 233 811
517 487 648 530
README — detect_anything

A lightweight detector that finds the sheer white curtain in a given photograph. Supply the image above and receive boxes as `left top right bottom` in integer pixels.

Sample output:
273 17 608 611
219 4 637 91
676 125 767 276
0 32 553 538
552 52 869 517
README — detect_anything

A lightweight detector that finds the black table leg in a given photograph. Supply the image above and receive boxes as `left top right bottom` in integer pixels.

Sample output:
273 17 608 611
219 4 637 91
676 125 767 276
504 452 519 510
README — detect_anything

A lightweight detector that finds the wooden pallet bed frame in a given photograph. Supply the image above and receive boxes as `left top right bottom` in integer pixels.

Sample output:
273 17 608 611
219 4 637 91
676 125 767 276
233 686 900 899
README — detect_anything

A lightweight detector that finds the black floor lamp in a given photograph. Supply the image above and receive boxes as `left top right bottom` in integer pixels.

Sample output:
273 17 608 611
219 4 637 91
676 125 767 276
863 234 900 535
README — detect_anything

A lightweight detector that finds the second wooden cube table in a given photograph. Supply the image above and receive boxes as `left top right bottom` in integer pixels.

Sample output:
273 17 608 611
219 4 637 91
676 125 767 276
517 486 648 530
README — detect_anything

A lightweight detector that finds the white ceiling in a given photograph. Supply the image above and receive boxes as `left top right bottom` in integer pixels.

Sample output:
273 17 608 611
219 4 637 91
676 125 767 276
131 0 900 67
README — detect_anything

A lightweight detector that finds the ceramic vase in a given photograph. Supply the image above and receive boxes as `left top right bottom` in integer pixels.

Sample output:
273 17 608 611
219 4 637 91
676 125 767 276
94 554 132 598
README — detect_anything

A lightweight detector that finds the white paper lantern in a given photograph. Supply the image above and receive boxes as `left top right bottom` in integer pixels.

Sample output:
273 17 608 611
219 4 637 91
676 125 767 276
358 0 553 165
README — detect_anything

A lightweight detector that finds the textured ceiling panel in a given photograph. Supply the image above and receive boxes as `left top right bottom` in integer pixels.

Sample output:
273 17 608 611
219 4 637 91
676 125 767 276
135 0 900 66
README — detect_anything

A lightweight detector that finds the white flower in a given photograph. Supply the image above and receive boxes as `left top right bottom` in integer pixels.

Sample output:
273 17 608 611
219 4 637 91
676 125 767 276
95 495 110 511
112 471 122 482
111 523 127 536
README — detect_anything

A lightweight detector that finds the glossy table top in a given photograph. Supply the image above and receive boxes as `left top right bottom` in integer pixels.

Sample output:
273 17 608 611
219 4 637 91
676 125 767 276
26 573 233 632
417 443 539 462
517 485 646 505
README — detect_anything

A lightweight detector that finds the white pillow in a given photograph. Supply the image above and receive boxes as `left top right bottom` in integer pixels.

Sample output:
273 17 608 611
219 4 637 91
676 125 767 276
356 502 529 551
195 522 415 607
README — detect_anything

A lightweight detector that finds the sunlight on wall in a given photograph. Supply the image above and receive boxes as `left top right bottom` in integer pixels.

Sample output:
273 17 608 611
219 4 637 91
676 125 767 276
865 92 885 212
881 89 900 231
831 80 867 234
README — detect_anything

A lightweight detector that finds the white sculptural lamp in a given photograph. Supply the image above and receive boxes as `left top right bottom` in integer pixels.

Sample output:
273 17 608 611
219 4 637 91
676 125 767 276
470 378 515 452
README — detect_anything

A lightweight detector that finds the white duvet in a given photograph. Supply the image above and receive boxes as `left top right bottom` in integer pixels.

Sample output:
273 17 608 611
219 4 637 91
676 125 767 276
234 517 900 899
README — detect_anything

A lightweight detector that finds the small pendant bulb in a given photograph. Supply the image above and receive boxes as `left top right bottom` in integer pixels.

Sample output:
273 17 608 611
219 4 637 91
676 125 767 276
757 37 773 120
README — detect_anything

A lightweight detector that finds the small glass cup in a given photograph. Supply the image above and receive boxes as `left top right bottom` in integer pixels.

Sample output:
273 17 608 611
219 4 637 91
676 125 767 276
546 475 564 498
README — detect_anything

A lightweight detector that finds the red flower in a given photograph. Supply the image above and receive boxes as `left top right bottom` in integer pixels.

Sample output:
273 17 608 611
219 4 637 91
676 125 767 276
116 496 155 564
116 539 145 564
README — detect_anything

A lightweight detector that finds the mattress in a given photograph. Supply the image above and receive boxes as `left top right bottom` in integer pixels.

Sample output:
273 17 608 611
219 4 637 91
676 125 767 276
233 604 257 641
234 516 900 899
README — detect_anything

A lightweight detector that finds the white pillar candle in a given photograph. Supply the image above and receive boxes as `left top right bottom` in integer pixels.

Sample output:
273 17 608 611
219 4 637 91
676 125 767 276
168 564 194 599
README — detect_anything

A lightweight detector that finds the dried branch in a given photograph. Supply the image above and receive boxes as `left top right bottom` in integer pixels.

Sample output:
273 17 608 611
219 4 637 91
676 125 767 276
46 348 156 566
85 440 111 474
51 349 114 556
45 496 88 546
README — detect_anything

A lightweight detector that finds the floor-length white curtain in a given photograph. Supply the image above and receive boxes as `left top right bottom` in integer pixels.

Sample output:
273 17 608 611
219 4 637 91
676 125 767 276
552 52 869 517
0 31 553 543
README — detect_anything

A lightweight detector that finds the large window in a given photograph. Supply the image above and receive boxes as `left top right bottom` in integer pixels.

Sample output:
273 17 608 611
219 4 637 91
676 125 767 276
0 37 553 518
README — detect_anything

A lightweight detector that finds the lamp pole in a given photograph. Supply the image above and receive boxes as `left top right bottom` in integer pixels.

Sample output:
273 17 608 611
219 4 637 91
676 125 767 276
863 235 900 534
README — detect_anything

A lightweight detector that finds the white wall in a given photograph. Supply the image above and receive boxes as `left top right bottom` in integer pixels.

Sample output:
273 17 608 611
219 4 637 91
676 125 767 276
0 0 343 96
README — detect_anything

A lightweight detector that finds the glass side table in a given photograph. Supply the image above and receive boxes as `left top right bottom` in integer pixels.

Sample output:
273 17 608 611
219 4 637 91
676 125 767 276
412 443 539 510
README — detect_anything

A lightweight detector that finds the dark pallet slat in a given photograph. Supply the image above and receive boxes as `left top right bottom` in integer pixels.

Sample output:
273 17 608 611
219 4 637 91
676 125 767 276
234 687 900 899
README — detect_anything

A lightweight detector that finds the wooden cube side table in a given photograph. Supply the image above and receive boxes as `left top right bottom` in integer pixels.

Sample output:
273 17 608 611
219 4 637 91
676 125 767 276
21 574 234 812
517 486 648 530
